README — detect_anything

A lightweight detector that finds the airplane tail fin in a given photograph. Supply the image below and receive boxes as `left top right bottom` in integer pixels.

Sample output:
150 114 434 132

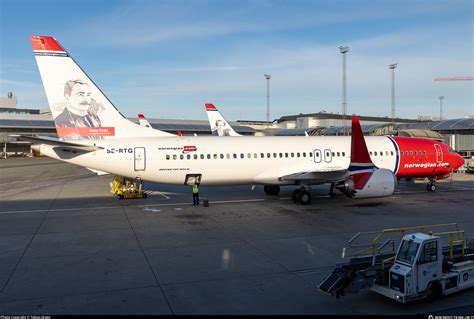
30 36 173 140
205 103 241 136
349 117 376 189
138 114 152 128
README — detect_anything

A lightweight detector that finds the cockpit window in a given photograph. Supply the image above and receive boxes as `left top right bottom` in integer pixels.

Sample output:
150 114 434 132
448 148 456 153
396 240 420 266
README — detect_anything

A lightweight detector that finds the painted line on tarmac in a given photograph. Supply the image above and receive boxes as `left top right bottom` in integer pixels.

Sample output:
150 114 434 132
0 205 122 215
0 173 93 186
135 198 266 208
0 183 57 194
0 198 269 215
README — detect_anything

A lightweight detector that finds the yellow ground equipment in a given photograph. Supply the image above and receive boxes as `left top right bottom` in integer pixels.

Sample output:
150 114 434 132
110 175 148 200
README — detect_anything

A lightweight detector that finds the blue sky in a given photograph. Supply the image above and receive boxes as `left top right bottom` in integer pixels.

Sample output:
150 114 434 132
0 0 473 121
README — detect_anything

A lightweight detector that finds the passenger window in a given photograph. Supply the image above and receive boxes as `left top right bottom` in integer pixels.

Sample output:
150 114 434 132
386 151 389 156
285 153 288 158
207 154 211 159
391 151 394 156
200 154 205 159
291 152 294 157
337 152 340 157
254 153 257 158
261 153 264 158
180 154 184 160
424 151 426 156
240 153 244 159
279 153 283 158
342 152 345 157
194 154 198 159
220 154 224 159
370 151 373 155
297 152 300 157
303 152 306 157
213 154 218 159
267 153 271 158
380 151 383 156
247 153 251 159
173 155 177 160
374 152 377 156
226 154 230 159
166 155 170 160
410 151 413 156
273 153 277 158
233 153 237 159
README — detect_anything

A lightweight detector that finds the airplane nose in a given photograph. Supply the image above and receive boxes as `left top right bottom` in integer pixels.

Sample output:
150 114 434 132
455 154 465 170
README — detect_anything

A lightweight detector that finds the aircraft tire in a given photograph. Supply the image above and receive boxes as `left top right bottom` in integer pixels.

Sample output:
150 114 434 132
264 185 280 196
291 189 301 203
297 190 311 205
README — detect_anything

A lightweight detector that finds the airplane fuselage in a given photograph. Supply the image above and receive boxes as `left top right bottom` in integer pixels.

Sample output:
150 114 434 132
37 135 459 186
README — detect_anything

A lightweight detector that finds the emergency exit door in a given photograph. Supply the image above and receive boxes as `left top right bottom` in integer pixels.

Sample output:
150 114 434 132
134 147 146 171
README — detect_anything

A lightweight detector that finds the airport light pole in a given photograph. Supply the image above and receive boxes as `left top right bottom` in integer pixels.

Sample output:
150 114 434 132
264 74 271 122
439 96 444 120
389 63 398 122
339 46 349 135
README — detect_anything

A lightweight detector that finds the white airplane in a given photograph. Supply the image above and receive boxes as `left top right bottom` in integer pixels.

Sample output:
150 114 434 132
24 36 464 204
205 103 241 136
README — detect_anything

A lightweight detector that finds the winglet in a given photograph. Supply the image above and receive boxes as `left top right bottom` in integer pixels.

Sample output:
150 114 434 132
205 103 217 111
138 114 145 119
30 36 65 52
349 117 376 189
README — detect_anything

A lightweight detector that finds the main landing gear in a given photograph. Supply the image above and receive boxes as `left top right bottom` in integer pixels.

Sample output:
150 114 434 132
427 178 437 192
291 187 311 205
263 185 280 196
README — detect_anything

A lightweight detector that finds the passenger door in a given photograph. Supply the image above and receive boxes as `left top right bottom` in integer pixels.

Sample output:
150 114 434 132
134 147 146 171
434 144 443 163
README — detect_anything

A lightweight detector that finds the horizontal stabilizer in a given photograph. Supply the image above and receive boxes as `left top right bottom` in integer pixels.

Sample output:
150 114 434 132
14 135 101 152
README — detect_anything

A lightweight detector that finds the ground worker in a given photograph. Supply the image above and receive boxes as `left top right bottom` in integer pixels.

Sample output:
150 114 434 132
192 183 200 205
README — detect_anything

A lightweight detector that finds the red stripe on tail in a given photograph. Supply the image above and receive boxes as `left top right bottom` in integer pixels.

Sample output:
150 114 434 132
205 103 217 111
30 36 65 52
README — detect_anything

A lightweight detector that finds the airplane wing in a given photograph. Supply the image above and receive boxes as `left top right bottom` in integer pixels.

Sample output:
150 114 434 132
13 135 102 152
279 170 350 184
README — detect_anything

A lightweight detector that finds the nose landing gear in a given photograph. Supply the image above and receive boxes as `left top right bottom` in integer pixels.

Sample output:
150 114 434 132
427 178 437 192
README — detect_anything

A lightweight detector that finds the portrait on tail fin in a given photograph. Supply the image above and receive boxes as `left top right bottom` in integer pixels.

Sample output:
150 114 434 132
54 79 106 140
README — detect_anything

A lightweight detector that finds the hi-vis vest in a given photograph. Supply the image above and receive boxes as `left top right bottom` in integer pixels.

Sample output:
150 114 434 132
192 184 199 194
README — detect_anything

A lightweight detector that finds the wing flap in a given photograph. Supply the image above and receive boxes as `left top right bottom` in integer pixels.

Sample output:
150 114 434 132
279 170 350 184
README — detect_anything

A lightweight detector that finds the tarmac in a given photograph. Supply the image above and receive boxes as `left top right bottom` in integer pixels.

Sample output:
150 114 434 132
0 157 474 315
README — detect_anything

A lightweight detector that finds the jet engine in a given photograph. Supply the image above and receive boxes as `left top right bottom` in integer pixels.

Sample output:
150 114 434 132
335 168 397 198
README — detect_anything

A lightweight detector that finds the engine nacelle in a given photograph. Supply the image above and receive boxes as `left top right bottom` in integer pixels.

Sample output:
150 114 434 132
336 168 397 198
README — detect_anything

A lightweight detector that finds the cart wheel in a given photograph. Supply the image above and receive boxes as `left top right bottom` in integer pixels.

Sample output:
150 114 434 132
426 281 441 301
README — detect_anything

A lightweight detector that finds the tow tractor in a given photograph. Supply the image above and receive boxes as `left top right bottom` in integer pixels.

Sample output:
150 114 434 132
110 175 148 200
318 223 474 303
